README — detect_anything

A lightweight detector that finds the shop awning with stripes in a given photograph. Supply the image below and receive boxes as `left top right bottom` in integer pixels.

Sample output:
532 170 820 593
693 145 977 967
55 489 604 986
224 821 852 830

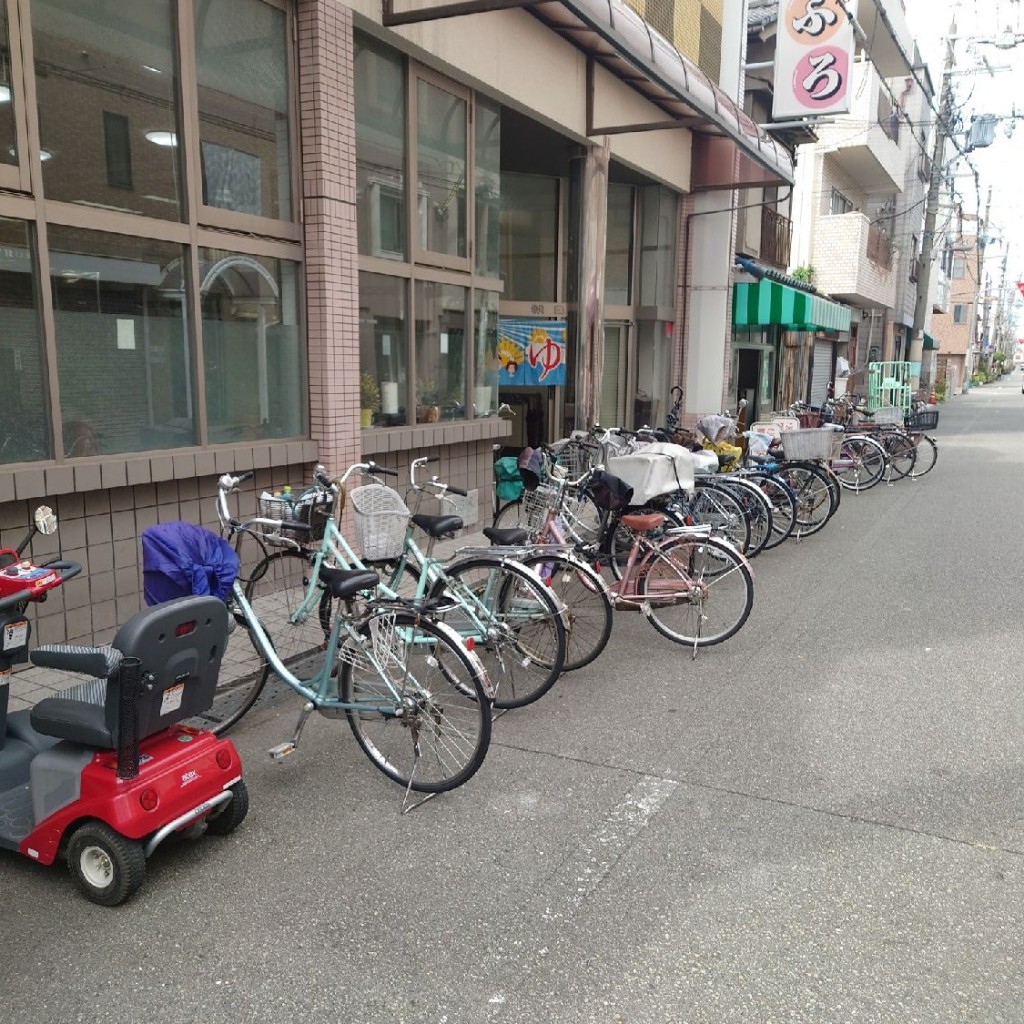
733 279 851 333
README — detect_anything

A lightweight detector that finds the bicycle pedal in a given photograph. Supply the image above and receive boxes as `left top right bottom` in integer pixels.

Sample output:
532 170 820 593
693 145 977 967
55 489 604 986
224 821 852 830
268 741 297 761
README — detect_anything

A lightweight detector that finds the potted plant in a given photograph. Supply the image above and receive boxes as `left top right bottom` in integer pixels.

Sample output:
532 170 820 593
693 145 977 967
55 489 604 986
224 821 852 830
359 373 380 428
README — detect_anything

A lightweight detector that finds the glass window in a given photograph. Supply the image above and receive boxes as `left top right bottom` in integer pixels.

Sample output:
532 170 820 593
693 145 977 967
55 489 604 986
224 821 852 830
356 34 407 261
475 97 501 278
605 184 634 305
473 290 499 417
0 218 50 462
953 303 968 324
48 227 192 456
634 320 673 430
194 0 292 221
32 0 182 218
951 255 966 279
415 281 466 421
359 272 408 428
416 79 467 259
1 4 19 168
500 174 558 302
639 186 677 308
829 187 854 216
200 248 304 442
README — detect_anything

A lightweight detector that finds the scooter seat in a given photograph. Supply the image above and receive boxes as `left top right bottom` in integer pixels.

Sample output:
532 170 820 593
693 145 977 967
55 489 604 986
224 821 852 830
30 697 111 748
5 709 59 754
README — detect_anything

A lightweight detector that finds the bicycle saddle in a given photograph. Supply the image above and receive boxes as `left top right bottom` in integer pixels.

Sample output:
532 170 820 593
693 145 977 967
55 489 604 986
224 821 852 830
619 512 664 532
412 514 464 538
482 527 529 546
318 566 380 599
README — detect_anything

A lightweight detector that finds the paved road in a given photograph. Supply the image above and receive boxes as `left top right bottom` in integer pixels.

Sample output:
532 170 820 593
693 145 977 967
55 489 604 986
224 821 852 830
4 383 1024 1023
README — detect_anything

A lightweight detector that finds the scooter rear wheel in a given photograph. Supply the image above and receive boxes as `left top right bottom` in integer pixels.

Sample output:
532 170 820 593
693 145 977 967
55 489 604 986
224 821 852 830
67 821 146 906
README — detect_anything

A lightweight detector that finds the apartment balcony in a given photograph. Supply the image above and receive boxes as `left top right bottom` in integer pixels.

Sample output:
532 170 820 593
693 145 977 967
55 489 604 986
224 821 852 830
812 211 897 309
930 263 950 314
760 207 792 270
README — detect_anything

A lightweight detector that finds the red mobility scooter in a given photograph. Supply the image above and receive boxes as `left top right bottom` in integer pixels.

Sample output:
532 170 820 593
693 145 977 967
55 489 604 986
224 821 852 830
0 507 248 905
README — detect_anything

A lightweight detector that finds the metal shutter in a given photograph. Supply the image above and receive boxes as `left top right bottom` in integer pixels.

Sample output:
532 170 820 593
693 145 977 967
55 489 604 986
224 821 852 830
809 340 834 406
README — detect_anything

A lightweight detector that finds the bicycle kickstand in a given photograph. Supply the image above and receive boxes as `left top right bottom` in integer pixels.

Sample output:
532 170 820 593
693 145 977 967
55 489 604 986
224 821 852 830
268 701 316 762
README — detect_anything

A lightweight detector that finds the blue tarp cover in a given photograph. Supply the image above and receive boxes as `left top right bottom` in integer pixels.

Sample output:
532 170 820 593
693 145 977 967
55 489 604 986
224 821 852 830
141 522 240 607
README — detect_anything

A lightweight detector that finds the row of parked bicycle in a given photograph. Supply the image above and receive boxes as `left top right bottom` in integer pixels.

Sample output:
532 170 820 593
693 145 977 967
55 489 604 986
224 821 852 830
0 388 938 904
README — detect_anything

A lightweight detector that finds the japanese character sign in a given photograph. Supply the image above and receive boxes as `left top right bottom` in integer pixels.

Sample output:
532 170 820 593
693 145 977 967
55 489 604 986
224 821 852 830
773 0 855 119
497 319 567 386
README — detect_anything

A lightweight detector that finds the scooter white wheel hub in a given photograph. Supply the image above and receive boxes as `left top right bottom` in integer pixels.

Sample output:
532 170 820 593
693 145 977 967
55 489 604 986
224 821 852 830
79 845 114 887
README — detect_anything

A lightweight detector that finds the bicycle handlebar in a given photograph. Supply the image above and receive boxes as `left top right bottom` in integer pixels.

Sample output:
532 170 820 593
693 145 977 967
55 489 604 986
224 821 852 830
409 456 468 497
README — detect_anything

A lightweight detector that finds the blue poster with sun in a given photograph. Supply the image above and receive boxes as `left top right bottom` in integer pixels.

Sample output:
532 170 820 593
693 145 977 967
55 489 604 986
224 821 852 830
497 318 567 387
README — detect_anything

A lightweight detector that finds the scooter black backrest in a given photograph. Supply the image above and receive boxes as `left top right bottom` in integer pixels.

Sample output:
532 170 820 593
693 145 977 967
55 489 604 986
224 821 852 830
111 595 229 742
30 596 229 751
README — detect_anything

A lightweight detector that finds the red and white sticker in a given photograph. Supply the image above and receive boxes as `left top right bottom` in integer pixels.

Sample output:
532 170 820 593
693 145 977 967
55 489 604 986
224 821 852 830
160 682 184 716
3 621 28 650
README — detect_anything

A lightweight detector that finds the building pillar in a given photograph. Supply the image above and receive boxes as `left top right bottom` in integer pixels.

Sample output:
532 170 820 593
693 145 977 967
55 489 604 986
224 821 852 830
296 0 360 479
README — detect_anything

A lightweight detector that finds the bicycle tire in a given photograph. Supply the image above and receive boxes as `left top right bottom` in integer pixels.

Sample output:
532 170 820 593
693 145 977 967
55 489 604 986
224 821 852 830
429 557 567 709
683 482 752 554
209 550 328 735
832 435 887 492
710 477 772 558
778 462 837 537
492 499 524 530
882 431 917 480
341 609 492 793
607 505 685 582
909 434 938 478
745 472 797 550
638 534 754 647
517 551 613 672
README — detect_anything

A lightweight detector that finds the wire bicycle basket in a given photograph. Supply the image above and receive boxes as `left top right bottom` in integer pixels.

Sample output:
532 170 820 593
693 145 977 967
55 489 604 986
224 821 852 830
349 483 410 562
256 487 336 546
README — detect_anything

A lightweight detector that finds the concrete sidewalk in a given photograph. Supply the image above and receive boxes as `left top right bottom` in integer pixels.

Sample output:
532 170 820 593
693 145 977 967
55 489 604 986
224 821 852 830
6 526 499 714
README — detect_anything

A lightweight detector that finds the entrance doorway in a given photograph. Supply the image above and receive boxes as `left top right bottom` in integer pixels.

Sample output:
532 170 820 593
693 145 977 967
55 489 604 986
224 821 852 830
599 322 629 428
732 345 775 424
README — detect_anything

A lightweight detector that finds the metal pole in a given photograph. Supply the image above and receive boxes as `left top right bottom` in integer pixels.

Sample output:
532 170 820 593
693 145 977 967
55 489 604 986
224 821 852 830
910 19 958 392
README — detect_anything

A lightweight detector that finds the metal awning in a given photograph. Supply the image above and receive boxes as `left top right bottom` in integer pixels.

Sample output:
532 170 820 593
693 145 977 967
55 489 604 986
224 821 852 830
922 332 939 351
382 0 794 188
734 279 851 333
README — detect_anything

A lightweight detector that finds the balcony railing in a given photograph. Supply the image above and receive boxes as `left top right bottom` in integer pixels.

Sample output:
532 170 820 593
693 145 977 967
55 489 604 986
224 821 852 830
760 207 792 269
867 224 893 270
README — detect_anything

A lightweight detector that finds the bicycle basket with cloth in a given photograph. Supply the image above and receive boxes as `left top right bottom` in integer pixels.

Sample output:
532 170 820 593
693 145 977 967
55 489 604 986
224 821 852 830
607 442 695 504
257 486 336 545
494 455 525 502
585 469 633 512
141 522 240 606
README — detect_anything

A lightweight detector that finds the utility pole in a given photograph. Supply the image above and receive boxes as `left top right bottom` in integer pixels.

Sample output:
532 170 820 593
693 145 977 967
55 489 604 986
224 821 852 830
969 183 992 384
910 18 957 393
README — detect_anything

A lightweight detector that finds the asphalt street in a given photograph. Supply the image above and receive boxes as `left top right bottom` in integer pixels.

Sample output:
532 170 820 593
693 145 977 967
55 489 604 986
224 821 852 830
3 380 1023 1023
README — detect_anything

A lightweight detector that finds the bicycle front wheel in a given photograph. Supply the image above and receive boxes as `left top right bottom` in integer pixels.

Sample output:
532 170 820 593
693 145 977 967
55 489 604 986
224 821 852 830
517 551 613 672
341 610 492 793
909 434 938 478
778 463 837 537
882 431 917 480
638 535 754 647
833 435 886 492
431 557 567 709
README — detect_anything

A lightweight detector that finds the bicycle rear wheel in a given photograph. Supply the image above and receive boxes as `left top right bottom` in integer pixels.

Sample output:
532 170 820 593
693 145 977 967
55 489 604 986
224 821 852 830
209 550 329 735
517 551 613 671
882 431 917 480
638 534 754 647
745 472 796 550
832 435 887 492
341 610 492 793
712 477 772 558
778 463 837 537
684 482 752 554
430 557 567 709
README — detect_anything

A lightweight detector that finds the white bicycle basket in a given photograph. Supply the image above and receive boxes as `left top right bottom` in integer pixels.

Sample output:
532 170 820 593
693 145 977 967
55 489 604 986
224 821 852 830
348 483 410 561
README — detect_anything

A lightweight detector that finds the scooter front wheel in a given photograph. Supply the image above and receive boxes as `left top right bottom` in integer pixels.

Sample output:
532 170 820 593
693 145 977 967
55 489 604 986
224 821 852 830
67 821 146 906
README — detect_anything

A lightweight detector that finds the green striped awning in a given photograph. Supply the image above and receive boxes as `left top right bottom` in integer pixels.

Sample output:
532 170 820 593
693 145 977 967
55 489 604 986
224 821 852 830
733 280 851 332
922 332 939 350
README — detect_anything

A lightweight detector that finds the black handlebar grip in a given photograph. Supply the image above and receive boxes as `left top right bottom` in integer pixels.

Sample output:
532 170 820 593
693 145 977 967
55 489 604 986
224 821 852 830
41 559 84 583
237 471 255 483
314 467 332 486
371 465 399 477
446 484 468 497
424 455 440 464
0 587 34 612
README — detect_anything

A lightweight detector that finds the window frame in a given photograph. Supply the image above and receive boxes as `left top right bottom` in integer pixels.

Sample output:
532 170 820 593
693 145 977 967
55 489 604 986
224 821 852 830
0 0 32 192
829 187 854 216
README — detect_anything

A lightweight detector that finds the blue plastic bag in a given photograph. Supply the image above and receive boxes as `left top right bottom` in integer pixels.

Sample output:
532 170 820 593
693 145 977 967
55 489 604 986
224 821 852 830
141 522 240 607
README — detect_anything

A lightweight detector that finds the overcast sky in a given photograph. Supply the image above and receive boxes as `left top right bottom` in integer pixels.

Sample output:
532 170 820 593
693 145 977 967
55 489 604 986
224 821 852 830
900 0 1024 290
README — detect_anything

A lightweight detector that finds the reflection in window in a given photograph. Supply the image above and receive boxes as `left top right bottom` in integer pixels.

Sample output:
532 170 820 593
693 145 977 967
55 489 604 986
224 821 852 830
194 0 292 221
356 34 406 261
359 273 408 428
0 219 50 462
475 98 501 278
32 0 182 218
200 249 304 443
417 79 466 259
473 291 499 417
415 281 466 421
1 5 19 168
500 174 558 302
634 321 672 430
639 186 677 308
605 184 634 305
48 227 192 456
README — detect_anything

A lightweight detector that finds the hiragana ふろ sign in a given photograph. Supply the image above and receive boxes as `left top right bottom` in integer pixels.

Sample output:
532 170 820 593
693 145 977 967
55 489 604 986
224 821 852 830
773 0 856 120
497 319 567 386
